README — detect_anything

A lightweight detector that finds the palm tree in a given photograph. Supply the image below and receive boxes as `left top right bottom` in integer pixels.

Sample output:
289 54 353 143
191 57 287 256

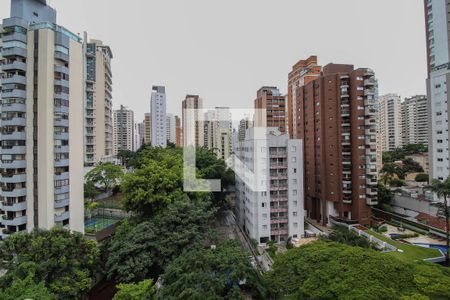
426 178 450 264
381 163 397 185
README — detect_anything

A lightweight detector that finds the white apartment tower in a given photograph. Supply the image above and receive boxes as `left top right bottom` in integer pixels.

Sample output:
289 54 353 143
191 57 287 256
379 94 403 152
425 0 450 181
150 85 167 148
113 105 134 154
0 0 85 238
234 128 304 244
84 36 113 166
401 95 428 146
166 113 176 145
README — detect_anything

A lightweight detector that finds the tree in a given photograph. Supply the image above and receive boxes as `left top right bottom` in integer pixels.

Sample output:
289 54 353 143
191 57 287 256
106 199 215 283
84 180 101 200
117 149 137 168
121 160 183 216
0 228 100 299
158 241 266 299
113 279 156 300
377 183 393 209
415 173 429 183
0 274 55 300
265 241 450 299
381 163 404 185
402 158 424 174
85 162 124 192
426 178 450 264
321 225 376 249
106 220 160 283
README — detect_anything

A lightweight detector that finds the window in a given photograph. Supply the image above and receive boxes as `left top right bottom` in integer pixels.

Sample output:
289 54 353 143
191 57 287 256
293 212 298 217
262 202 266 208
293 179 297 185
3 40 27 49
262 213 267 219
292 157 296 163
293 168 297 173
262 225 268 230
293 190 297 196
293 222 298 228
291 146 296 152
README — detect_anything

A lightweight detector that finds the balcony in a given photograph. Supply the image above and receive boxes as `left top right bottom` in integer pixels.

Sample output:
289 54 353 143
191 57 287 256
54 159 70 168
54 132 69 140
0 132 26 141
2 61 27 72
55 51 69 63
365 108 377 116
2 215 27 226
0 146 26 155
270 152 287 158
270 207 288 213
0 173 26 183
55 211 70 222
2 32 27 43
270 163 288 169
366 197 378 206
270 174 288 180
1 47 27 58
1 201 27 212
270 185 288 191
270 219 289 224
1 187 27 198
55 172 69 181
364 89 375 96
1 74 27 85
1 103 27 113
55 186 70 196
54 198 70 209
271 196 288 202
364 78 376 86
0 160 26 169
270 229 289 236
1 89 26 99
54 145 69 153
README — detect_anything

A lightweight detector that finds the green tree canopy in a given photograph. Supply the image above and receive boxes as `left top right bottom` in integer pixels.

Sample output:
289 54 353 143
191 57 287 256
321 225 376 249
121 160 183 216
85 162 124 192
265 241 450 300
0 274 54 300
415 173 429 182
158 241 266 299
113 279 156 300
106 198 215 283
0 228 100 299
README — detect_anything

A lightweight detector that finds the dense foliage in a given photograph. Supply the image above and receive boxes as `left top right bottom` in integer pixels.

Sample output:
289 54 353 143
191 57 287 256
265 241 450 300
382 144 428 163
158 241 266 299
112 279 156 300
0 275 54 300
0 228 99 299
321 225 376 249
85 162 124 192
106 197 215 283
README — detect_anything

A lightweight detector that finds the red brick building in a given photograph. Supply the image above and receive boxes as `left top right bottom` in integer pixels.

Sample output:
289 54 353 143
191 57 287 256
293 62 378 226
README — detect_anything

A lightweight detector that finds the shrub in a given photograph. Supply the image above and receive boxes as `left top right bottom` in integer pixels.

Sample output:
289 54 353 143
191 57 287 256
415 173 429 182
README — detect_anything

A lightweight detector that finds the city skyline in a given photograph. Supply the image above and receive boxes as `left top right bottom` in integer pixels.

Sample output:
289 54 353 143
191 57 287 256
0 0 427 121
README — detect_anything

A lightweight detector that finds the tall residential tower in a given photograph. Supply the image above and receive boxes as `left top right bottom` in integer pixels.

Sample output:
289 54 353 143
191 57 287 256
0 0 84 237
84 37 113 166
425 0 450 181
150 85 166 148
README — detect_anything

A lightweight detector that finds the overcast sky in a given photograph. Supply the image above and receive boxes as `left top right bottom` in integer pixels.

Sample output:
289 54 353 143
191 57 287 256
1 0 427 121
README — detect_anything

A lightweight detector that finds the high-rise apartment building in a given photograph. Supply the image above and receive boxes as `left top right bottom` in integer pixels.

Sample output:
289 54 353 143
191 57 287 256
134 122 145 150
379 94 403 152
182 95 204 147
203 107 232 163
425 0 450 181
402 95 428 146
254 87 287 133
166 113 176 145
150 86 166 148
295 63 378 226
288 56 321 138
0 0 84 238
238 117 251 141
113 105 134 154
84 37 113 166
175 115 182 147
234 128 304 244
144 113 151 145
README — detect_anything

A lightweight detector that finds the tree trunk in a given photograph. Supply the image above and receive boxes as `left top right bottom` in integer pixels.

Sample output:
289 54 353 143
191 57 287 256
445 195 449 265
